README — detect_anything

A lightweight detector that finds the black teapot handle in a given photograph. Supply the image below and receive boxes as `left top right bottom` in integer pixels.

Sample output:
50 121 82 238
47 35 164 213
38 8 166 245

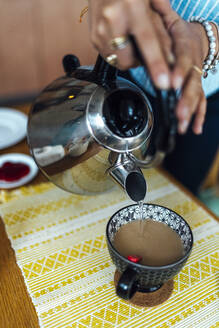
93 55 118 82
62 53 118 84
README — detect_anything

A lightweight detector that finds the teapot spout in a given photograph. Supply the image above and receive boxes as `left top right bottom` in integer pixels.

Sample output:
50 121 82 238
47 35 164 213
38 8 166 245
107 154 147 202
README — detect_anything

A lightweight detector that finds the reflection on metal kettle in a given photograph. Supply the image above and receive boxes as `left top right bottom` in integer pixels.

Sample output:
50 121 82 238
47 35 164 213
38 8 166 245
27 54 177 201
33 145 66 166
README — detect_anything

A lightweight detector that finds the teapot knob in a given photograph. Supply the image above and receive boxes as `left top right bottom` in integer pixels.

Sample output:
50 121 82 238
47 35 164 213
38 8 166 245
62 54 80 75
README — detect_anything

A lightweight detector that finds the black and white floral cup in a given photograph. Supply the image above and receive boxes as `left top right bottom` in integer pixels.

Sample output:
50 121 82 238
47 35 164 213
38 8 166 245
106 204 193 300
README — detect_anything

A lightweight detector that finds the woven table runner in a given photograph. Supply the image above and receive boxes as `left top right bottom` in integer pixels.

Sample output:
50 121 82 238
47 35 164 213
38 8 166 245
0 168 218 328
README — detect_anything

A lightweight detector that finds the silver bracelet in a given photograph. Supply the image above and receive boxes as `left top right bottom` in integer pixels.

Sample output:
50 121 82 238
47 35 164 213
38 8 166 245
211 22 219 74
190 17 219 78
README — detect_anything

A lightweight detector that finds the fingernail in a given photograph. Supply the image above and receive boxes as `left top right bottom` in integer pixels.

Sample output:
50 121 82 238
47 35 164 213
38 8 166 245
179 120 189 134
196 125 203 134
174 76 183 89
157 73 170 89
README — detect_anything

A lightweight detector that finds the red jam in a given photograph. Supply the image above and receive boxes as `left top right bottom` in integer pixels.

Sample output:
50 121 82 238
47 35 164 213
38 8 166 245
127 255 142 263
0 161 30 182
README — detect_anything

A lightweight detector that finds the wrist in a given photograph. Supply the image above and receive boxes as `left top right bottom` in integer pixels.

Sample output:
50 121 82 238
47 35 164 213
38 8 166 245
190 21 219 64
190 22 209 63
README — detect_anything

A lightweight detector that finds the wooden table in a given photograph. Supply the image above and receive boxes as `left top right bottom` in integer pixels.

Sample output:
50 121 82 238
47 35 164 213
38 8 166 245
0 105 217 328
0 104 46 328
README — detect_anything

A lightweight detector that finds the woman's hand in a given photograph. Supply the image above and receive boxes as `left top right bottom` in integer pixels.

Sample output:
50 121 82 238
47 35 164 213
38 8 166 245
88 0 174 89
88 0 218 135
171 20 209 135
152 0 214 135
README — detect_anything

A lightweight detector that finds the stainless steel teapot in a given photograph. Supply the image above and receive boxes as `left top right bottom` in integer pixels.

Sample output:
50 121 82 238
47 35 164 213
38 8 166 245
27 54 177 201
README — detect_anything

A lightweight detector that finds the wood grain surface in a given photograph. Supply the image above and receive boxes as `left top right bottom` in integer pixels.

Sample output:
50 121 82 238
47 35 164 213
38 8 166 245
0 105 217 328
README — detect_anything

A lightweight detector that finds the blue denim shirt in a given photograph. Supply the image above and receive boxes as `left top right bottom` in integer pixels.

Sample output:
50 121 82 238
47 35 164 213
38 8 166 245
130 0 219 97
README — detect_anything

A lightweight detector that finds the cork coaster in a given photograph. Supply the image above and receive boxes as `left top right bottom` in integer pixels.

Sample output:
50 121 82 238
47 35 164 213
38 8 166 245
114 270 174 307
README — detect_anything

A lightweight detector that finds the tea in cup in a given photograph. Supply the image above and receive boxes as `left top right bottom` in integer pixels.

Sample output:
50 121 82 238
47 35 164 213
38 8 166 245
106 204 193 300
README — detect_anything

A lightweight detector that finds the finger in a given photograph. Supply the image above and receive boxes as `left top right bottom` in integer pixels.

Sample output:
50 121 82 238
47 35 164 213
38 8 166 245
169 21 194 89
102 3 137 69
151 1 194 89
91 19 135 69
176 70 203 134
192 95 207 134
153 12 175 66
151 0 174 17
89 0 104 48
151 0 182 38
89 2 125 55
126 0 171 89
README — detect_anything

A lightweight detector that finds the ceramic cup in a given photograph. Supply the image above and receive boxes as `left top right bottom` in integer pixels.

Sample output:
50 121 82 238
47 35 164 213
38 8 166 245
106 204 193 300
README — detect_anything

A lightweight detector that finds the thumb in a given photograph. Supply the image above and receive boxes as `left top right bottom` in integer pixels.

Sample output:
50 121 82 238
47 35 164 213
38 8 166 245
151 0 172 14
151 0 178 29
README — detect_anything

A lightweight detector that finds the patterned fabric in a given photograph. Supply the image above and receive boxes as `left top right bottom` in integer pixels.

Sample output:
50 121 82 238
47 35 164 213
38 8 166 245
171 0 219 22
130 0 219 97
0 168 218 328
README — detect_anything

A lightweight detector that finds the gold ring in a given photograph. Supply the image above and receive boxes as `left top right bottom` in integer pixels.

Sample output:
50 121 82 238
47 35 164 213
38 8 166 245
110 36 129 50
105 54 118 66
192 65 203 76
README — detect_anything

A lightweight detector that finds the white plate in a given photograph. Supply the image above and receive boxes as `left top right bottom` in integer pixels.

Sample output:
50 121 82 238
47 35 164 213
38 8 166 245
0 153 38 189
0 108 28 150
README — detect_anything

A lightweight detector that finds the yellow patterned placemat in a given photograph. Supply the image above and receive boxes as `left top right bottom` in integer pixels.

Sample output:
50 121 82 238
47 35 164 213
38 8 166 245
0 168 218 328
